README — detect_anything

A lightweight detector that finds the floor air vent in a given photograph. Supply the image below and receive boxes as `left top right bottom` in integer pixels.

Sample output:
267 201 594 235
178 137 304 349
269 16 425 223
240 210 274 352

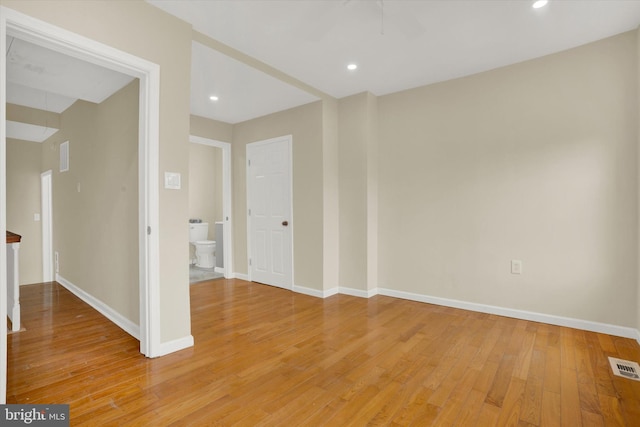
608 357 640 381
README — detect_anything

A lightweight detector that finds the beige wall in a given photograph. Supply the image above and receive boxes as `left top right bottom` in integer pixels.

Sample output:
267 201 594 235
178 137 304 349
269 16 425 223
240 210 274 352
2 0 193 343
190 115 233 143
232 101 325 290
637 29 640 334
6 138 43 285
322 98 340 290
188 143 223 241
338 93 370 291
336 92 379 293
378 31 638 328
3 0 638 340
43 80 140 322
7 104 60 130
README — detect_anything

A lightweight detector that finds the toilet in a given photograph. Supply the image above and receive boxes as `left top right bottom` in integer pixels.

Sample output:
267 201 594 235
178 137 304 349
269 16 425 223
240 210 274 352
189 222 216 268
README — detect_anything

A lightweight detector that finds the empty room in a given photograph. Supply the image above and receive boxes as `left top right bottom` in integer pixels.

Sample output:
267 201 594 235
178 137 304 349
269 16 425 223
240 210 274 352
2 0 640 425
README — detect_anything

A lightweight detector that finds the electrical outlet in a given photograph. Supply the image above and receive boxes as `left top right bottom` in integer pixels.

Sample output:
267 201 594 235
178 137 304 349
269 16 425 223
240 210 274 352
511 259 522 275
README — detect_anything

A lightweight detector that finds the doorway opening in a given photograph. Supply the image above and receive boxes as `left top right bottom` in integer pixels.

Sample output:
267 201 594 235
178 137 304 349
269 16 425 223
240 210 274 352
1 6 162 403
189 135 233 281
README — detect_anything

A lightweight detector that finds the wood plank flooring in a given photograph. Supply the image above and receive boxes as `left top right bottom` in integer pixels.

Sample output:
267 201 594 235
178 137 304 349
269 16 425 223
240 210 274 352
7 280 640 425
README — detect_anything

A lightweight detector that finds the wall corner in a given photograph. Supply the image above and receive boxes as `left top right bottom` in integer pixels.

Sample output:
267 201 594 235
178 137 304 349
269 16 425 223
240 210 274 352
322 98 340 291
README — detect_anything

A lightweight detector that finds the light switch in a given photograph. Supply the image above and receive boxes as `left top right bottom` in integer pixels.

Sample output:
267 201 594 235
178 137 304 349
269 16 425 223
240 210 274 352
511 259 523 275
34 213 40 221
164 172 181 190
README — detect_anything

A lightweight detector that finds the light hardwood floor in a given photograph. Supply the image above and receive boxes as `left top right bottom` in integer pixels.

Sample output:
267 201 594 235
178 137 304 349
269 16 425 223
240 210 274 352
7 280 640 426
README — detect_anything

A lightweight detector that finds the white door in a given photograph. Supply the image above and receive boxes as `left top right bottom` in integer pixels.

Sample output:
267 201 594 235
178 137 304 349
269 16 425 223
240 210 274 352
247 136 293 289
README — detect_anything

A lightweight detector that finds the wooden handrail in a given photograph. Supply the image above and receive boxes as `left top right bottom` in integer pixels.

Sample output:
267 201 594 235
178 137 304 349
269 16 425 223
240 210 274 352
6 231 22 243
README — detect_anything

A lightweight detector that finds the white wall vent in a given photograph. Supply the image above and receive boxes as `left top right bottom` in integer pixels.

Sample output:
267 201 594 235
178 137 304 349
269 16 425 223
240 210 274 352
60 141 69 172
608 357 640 381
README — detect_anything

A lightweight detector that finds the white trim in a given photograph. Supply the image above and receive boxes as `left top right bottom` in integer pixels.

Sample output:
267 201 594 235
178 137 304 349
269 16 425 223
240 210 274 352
246 135 294 290
376 287 640 343
56 274 140 339
57 273 194 358
339 286 377 298
139 59 161 358
324 287 340 298
0 7 162 364
293 285 338 298
59 140 69 172
286 282 640 342
234 273 249 281
227 275 640 342
1 7 9 404
189 135 233 279
156 335 195 357
7 243 20 331
41 170 53 282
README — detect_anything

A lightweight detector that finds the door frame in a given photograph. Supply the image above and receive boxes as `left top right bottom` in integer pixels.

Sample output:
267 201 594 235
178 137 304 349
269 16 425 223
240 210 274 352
1 6 162 403
189 135 234 278
246 135 294 289
41 170 52 282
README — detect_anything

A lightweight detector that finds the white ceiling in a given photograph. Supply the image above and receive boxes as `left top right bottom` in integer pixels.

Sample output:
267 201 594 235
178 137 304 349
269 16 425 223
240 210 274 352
7 37 134 105
6 1 640 136
6 120 58 143
149 0 640 105
6 36 134 142
6 82 76 114
190 40 318 124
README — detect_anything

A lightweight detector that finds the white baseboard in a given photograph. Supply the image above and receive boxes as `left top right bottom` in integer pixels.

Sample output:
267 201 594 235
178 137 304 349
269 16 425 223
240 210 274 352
339 286 377 298
214 267 224 274
377 287 640 343
56 274 140 340
156 335 194 357
233 272 249 281
294 285 338 298
290 285 374 299
221 276 640 343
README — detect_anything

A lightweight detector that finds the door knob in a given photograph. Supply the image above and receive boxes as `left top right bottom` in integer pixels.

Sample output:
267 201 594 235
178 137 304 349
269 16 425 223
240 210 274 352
282 221 289 226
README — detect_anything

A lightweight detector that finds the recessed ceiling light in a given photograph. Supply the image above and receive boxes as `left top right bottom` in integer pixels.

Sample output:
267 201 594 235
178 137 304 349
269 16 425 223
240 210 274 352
347 63 358 71
209 95 219 101
532 0 548 9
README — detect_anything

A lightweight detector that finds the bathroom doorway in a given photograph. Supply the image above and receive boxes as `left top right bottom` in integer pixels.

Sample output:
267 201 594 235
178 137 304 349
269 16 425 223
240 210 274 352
188 135 233 282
